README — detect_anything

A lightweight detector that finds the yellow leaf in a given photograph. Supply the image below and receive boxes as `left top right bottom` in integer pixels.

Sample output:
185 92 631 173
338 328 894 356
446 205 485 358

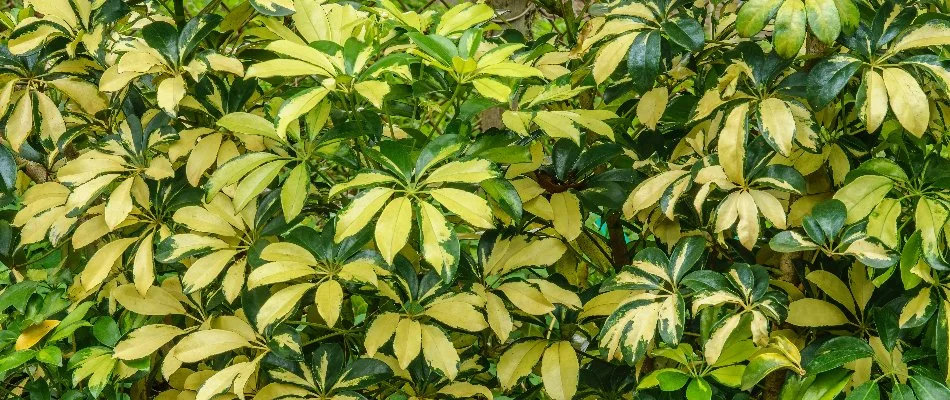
374 196 413 265
882 68 929 137
186 132 223 186
423 159 495 185
472 78 511 102
81 238 137 290
786 298 849 326
430 188 494 229
436 2 493 35
735 191 759 250
861 70 889 133
233 159 290 211
486 292 513 341
393 318 422 369
132 232 155 296
276 87 330 139
280 164 309 220
424 300 488 332
246 59 326 79
15 320 60 350
315 280 343 327
805 270 856 317
112 284 186 316
182 249 239 292
637 87 668 130
354 80 390 108
104 177 135 230
114 324 184 360
541 341 579 400
172 329 251 363
6 91 33 151
550 192 582 241
173 206 237 237
157 75 186 116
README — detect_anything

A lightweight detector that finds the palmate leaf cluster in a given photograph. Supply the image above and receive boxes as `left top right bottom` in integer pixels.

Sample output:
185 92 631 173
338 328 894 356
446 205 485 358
1 0 950 399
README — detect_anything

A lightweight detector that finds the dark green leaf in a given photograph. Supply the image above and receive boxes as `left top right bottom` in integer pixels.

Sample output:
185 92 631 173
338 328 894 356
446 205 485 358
805 337 874 375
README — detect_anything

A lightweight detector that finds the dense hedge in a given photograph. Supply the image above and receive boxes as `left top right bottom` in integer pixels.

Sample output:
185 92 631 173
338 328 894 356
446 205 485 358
1 0 950 399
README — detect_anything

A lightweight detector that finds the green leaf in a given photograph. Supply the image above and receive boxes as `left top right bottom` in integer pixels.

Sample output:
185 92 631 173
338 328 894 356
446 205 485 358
846 381 881 400
481 178 522 223
741 352 795 390
663 18 705 51
770 231 819 252
407 32 458 66
909 374 950 400
142 21 179 65
807 55 863 109
685 378 712 400
0 350 35 375
803 199 847 243
800 369 852 400
806 337 873 374
627 30 662 93
0 144 15 191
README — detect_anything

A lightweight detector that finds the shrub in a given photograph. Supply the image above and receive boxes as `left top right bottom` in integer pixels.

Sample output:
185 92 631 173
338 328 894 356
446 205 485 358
0 0 950 399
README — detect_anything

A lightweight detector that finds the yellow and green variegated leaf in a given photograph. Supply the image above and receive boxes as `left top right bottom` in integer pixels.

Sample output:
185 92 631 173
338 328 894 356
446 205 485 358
893 18 950 52
335 187 396 242
899 287 935 328
419 201 456 277
276 87 330 139
859 69 889 133
330 172 399 198
205 152 283 201
758 98 796 156
833 175 894 224
600 297 661 363
420 324 460 380
256 283 316 330
842 237 899 269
